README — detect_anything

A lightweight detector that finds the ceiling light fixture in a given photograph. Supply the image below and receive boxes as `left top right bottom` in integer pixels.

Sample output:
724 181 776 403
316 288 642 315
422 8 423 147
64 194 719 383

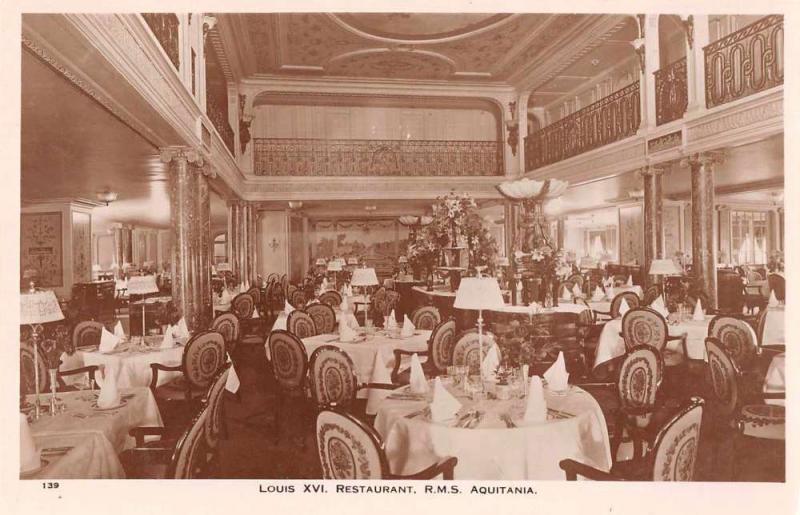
96 189 118 206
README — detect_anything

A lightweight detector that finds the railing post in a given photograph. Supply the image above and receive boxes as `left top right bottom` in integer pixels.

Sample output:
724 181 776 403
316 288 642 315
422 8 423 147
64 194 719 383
687 15 710 113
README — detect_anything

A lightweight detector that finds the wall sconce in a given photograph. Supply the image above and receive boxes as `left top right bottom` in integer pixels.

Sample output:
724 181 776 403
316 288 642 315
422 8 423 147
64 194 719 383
269 238 280 252
505 101 519 156
679 14 694 49
96 189 118 206
631 38 645 72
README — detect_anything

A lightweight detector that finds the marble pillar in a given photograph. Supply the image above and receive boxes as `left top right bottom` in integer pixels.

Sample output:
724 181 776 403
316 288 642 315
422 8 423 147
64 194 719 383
641 165 664 286
227 201 241 280
112 223 133 272
684 152 724 309
195 167 212 327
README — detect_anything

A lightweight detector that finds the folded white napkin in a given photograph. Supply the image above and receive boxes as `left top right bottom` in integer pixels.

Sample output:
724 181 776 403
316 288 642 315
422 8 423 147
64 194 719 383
652 295 670 319
409 353 429 394
481 343 500 381
99 328 121 353
768 290 779 307
321 278 329 291
176 317 190 338
252 308 260 319
430 377 462 423
387 310 398 330
561 285 571 301
543 351 569 392
401 314 416 338
693 298 705 321
113 320 125 339
160 326 175 349
618 297 631 317
345 312 360 329
220 289 232 304
626 275 633 286
572 283 582 298
225 365 240 394
20 413 40 473
338 317 358 343
96 365 121 408
606 285 615 300
592 286 605 301
340 297 350 313
284 300 295 315
523 376 547 423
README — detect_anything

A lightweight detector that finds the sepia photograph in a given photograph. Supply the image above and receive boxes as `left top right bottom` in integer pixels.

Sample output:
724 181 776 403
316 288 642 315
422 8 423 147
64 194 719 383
3 1 797 513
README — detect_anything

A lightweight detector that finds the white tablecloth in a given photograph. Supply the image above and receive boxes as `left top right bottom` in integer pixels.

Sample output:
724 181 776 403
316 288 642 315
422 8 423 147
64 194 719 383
60 340 184 389
270 308 356 332
594 315 713 369
764 353 785 406
25 387 163 479
762 307 785 346
374 382 611 479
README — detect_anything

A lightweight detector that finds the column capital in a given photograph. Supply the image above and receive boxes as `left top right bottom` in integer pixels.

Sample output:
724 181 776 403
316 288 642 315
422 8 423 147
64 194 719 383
637 164 666 179
159 146 205 168
681 150 726 169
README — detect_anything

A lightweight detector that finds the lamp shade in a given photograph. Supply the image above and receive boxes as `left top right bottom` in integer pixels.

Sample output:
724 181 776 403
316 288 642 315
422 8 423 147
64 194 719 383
216 262 231 272
315 258 327 266
649 259 683 275
350 267 379 287
497 256 510 267
327 260 343 272
454 277 506 310
126 275 160 295
398 215 419 226
347 257 359 265
20 290 64 324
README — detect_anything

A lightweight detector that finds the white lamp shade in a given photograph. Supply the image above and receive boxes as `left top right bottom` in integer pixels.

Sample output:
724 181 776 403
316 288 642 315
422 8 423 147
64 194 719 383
216 262 231 272
649 259 683 275
454 277 506 310
20 290 64 324
126 275 160 295
497 256 510 266
398 256 409 264
315 258 327 266
347 257 359 265
327 260 343 271
351 267 379 287
398 215 419 226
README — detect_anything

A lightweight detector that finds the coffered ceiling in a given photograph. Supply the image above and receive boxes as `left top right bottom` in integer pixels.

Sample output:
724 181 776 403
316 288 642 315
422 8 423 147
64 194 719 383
217 13 632 86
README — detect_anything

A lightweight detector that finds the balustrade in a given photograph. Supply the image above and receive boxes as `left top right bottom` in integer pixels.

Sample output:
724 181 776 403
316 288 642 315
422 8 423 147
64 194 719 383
207 97 235 156
654 57 688 125
141 13 180 70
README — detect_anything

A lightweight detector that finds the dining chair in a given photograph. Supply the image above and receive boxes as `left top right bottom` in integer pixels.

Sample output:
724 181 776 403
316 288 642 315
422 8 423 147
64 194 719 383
210 312 240 353
266 280 285 318
391 318 456 384
620 307 688 369
767 273 785 302
20 340 48 395
642 285 661 306
230 293 255 320
308 345 394 411
268 330 310 444
246 286 261 306
410 305 441 331
754 307 784 355
316 408 457 479
559 397 704 481
71 320 103 350
287 309 317 338
707 315 760 370
289 288 306 309
150 330 226 406
595 291 640 322
451 329 499 375
306 303 336 334
318 290 342 308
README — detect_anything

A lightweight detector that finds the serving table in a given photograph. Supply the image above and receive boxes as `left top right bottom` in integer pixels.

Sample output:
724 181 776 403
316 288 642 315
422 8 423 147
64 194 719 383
374 380 611 479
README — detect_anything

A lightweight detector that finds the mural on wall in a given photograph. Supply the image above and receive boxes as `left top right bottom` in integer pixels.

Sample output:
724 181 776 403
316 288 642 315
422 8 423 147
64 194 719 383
21 212 63 287
72 212 92 283
312 219 408 275
619 205 644 266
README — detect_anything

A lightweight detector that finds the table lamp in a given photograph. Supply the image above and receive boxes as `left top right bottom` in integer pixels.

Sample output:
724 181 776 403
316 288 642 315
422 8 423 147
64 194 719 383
20 289 64 419
127 275 160 336
217 262 231 272
351 267 379 327
454 277 505 378
327 259 344 289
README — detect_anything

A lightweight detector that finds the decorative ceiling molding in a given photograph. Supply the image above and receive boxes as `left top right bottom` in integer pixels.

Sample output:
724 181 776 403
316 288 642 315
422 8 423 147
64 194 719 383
206 28 234 81
326 13 516 43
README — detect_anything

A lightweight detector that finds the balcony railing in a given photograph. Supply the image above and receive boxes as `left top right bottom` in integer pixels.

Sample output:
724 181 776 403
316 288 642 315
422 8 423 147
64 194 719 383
704 15 783 108
655 57 688 125
524 82 641 171
207 97 235 156
141 13 180 70
252 138 503 177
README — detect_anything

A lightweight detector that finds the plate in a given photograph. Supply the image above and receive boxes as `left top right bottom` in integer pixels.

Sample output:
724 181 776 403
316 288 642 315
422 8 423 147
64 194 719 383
91 398 129 411
19 458 50 478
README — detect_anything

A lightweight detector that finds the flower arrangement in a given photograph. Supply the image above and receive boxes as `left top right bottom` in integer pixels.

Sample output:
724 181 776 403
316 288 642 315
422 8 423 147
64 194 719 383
156 300 182 328
430 191 477 248
407 229 440 271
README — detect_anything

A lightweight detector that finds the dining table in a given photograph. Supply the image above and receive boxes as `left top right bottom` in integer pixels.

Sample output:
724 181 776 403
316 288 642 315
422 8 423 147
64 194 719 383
59 336 186 389
373 379 611 480
21 386 163 479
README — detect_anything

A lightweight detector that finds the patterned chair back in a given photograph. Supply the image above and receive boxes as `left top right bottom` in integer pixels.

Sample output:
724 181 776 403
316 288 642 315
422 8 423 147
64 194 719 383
307 303 337 334
642 285 661 306
650 397 705 481
266 273 279 284
452 329 499 375
618 345 663 428
428 319 457 374
704 337 740 417
611 291 640 318
768 273 785 302
72 321 103 349
246 287 261 305
268 330 309 394
202 363 230 449
707 315 757 368
308 345 359 409
754 308 769 350
167 404 210 479
181 331 226 391
290 288 306 309
288 309 317 338
267 281 285 308
20 340 48 395
621 307 668 352
410 306 441 330
746 270 763 283
280 274 288 293
316 409 389 479
318 290 342 308
211 313 239 346
231 293 255 319
567 273 585 289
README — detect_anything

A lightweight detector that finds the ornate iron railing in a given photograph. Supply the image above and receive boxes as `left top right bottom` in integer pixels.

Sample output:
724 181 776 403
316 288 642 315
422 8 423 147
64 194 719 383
141 13 180 70
252 138 503 176
524 82 641 171
207 97 235 156
654 57 688 125
704 15 783 108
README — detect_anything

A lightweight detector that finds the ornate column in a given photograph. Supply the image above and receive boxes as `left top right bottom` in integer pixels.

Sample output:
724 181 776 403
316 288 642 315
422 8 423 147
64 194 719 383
640 165 665 286
248 207 260 283
683 152 724 309
161 146 211 331
227 200 243 280
195 164 213 326
503 202 518 304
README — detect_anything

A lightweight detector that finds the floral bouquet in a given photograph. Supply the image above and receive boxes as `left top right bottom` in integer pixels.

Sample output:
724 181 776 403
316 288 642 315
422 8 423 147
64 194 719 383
156 300 182 328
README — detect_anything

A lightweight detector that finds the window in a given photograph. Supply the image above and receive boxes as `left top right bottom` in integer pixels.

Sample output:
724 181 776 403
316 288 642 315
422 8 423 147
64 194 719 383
730 210 768 265
214 233 227 264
